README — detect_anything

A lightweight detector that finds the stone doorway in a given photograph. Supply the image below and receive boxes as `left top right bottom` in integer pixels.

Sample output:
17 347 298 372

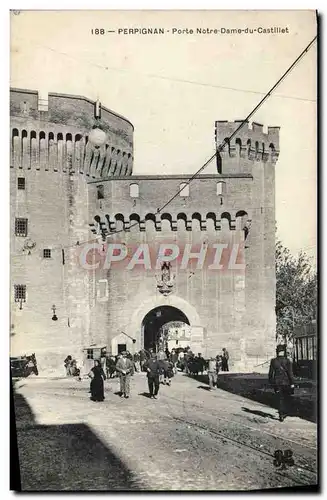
141 305 190 353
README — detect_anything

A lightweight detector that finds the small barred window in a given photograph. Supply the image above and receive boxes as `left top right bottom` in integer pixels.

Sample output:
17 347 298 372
17 177 25 190
43 249 52 259
14 285 26 302
15 218 28 237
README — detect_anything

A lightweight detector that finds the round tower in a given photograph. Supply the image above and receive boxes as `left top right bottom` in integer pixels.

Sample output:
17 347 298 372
10 88 134 372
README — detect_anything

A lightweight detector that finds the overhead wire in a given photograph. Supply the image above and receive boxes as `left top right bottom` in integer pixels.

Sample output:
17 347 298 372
10 35 317 258
11 36 316 103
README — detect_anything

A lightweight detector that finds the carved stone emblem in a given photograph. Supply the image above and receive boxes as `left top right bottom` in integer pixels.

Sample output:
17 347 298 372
156 262 175 296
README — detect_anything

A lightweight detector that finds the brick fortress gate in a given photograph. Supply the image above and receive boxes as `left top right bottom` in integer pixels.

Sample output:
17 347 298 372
10 88 279 372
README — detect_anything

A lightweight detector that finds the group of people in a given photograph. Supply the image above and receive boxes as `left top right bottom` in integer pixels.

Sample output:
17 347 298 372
67 343 296 423
175 347 230 376
64 355 80 378
88 350 174 401
86 346 231 401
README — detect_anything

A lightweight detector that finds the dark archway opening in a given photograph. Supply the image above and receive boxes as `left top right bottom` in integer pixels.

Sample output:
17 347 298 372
141 306 190 352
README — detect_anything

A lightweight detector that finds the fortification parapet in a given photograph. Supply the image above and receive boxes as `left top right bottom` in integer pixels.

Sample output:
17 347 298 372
215 120 280 170
10 88 134 177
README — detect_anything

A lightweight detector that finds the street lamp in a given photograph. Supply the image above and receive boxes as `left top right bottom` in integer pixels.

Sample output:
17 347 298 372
88 99 107 149
88 126 107 149
51 304 58 321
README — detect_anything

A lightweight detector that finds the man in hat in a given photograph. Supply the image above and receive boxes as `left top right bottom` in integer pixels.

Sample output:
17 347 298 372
269 345 295 422
144 353 161 399
221 348 229 372
115 351 134 398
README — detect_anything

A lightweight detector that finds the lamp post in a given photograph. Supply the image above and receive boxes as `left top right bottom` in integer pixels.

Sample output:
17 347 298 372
51 304 58 321
88 99 107 149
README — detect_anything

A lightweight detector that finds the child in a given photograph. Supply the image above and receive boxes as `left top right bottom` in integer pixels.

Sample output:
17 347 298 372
164 360 174 386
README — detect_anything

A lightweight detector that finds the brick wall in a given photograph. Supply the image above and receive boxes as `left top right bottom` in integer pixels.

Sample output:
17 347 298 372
87 120 279 370
10 88 134 372
10 88 279 373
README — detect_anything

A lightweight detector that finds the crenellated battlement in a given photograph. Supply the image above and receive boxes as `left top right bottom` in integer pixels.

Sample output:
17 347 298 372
89 210 251 235
10 88 133 148
215 120 280 165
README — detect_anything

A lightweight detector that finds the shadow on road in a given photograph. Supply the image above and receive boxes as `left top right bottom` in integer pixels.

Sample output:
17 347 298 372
241 407 277 420
197 385 211 391
191 373 317 423
138 392 152 399
11 375 142 491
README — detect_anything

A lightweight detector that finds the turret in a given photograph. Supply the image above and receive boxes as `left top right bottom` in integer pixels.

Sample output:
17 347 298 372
215 120 280 174
10 88 134 177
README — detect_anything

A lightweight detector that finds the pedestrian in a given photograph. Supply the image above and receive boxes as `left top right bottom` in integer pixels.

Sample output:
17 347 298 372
222 348 230 372
207 356 218 390
216 355 223 386
70 358 80 377
144 353 161 399
269 345 295 422
106 356 116 378
115 351 134 398
197 353 206 375
183 352 189 374
139 349 147 372
157 347 166 383
178 349 184 371
171 349 179 374
64 355 72 376
88 360 106 402
133 352 140 373
164 359 174 386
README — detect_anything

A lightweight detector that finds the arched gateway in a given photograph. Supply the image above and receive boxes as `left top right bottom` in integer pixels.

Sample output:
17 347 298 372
124 295 204 353
141 306 190 352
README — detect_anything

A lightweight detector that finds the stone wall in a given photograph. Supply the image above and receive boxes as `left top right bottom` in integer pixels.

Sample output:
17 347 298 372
10 87 279 373
10 88 134 372
87 117 279 370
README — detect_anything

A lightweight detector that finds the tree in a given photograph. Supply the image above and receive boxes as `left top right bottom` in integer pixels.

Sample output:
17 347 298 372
275 240 317 341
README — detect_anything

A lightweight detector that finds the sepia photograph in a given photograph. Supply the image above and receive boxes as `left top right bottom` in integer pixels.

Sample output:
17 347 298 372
9 9 318 492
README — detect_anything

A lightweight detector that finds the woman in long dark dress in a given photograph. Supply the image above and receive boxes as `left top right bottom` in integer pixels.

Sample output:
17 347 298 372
89 360 106 402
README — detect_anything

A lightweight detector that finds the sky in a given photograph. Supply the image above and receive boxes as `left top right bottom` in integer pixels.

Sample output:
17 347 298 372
10 9 317 263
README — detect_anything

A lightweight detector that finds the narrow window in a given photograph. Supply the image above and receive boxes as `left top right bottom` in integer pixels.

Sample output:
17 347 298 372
97 185 104 200
14 284 26 302
87 349 94 360
17 177 25 190
217 181 226 196
38 92 48 112
15 218 28 237
43 249 52 259
179 182 189 197
22 101 28 114
130 183 139 198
